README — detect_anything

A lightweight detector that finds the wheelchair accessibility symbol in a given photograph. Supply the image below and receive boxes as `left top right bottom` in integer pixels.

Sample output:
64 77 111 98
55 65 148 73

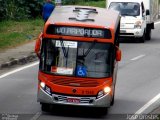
76 66 87 77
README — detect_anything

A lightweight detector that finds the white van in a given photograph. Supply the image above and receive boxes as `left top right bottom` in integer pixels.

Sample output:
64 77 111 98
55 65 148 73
107 0 159 42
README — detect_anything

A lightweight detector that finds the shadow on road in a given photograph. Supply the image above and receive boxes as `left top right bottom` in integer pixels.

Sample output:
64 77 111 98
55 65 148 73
41 105 108 119
119 38 142 43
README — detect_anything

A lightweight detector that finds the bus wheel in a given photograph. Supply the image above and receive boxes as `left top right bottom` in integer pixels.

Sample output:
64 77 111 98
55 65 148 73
110 87 115 106
41 103 50 112
110 95 115 106
96 107 108 116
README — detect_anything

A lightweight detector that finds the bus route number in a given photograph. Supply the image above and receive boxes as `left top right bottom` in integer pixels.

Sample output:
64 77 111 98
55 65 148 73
82 90 94 95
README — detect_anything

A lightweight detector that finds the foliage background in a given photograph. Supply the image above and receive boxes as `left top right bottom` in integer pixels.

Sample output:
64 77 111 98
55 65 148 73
0 0 44 21
0 0 104 21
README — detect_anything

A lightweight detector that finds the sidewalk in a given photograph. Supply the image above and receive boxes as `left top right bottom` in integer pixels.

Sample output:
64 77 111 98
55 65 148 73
0 40 38 69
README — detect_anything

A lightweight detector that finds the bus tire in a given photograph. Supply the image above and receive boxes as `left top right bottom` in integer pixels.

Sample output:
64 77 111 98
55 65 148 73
110 87 115 106
110 84 116 106
41 103 50 112
110 94 115 106
96 107 108 115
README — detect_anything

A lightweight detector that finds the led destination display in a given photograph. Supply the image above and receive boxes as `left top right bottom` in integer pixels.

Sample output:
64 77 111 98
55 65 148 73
56 27 103 38
46 25 112 39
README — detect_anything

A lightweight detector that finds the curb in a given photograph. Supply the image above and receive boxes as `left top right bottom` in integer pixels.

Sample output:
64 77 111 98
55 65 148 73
0 53 38 69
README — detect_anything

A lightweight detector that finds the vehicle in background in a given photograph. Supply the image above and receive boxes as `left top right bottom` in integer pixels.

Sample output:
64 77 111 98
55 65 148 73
35 6 121 113
107 0 159 42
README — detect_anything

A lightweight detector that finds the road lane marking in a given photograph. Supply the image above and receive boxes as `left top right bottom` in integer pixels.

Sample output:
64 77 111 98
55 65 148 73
135 93 160 114
130 55 145 61
0 61 39 79
129 93 160 120
30 112 42 120
155 21 160 25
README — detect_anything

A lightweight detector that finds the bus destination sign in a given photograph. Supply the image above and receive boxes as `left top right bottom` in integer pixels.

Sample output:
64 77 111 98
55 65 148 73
46 25 112 39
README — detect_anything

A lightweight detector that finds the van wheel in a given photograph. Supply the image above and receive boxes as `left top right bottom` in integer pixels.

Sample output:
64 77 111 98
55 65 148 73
146 28 151 40
139 32 145 43
41 103 50 112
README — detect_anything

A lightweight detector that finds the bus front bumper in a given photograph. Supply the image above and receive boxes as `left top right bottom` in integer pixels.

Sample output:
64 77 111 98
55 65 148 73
37 88 111 108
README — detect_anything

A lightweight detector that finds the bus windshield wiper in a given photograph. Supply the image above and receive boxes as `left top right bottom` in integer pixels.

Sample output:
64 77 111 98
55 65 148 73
84 41 96 57
78 41 96 60
60 40 69 67
60 40 69 58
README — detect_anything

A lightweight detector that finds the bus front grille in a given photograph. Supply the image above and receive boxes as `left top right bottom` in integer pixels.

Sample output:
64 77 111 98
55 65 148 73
50 78 99 87
52 94 96 104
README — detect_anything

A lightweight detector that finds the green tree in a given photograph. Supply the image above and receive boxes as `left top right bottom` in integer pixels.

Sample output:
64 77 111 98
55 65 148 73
0 0 43 21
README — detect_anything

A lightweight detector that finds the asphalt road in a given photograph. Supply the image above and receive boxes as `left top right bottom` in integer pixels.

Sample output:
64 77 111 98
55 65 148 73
0 23 160 120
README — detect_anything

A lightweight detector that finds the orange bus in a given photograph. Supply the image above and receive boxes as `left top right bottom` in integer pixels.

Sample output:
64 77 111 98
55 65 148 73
35 6 121 112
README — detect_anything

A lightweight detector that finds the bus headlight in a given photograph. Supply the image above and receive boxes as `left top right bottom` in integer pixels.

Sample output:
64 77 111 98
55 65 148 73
40 82 52 96
104 87 111 94
40 82 45 88
134 21 142 29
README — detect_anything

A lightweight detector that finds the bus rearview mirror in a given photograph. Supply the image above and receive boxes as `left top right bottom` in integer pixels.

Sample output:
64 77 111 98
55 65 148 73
35 32 43 59
116 49 121 61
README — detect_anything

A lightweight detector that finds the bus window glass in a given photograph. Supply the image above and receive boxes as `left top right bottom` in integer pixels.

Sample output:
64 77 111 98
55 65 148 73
40 39 114 78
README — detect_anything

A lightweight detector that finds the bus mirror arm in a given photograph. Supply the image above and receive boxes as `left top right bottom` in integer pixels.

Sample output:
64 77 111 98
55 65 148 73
35 32 43 59
116 47 121 61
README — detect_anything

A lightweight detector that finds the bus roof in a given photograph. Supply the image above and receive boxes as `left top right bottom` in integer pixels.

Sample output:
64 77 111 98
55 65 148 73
46 5 120 29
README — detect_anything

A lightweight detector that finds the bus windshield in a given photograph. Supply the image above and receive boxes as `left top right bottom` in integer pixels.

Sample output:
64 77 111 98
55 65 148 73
40 39 114 78
109 2 140 16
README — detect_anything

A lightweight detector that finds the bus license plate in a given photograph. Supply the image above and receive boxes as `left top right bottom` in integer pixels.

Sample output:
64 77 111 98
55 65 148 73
67 98 80 103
